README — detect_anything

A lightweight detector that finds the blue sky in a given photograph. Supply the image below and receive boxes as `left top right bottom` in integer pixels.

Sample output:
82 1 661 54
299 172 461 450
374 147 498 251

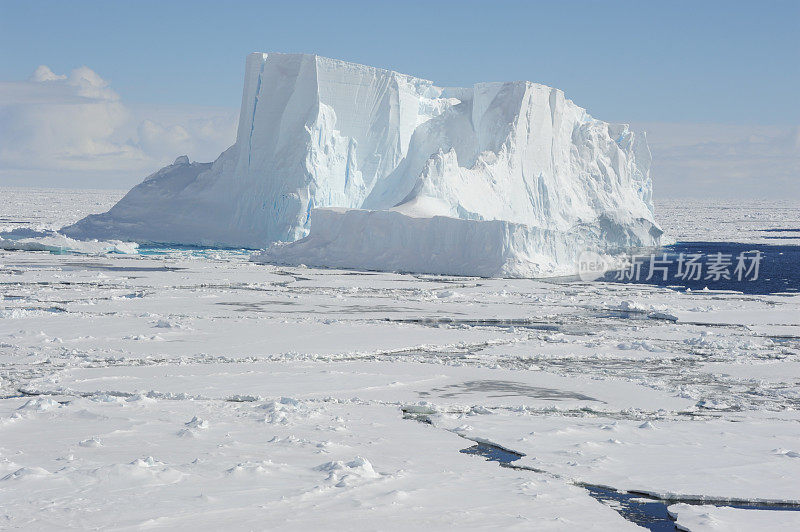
2 0 798 123
1 0 798 196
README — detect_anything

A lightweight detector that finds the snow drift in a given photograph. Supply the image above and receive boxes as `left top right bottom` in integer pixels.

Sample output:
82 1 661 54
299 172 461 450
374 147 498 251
63 52 661 276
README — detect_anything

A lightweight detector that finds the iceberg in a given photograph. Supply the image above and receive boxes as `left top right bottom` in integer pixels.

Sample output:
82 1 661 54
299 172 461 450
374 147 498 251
63 52 661 276
0 229 138 255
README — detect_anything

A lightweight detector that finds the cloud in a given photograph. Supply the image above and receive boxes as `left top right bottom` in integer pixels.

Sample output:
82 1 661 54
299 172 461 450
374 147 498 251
0 65 237 188
0 65 137 171
133 109 238 163
30 65 66 82
635 122 800 199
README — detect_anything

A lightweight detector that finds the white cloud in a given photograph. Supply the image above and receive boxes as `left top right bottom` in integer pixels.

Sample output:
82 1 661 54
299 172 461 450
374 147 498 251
0 65 238 188
635 122 800 199
30 65 66 82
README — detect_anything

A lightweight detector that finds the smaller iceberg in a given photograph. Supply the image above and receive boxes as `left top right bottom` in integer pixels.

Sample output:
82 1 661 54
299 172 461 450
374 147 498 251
0 229 138 255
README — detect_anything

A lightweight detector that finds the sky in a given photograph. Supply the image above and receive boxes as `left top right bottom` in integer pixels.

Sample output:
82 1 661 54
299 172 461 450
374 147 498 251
0 0 798 198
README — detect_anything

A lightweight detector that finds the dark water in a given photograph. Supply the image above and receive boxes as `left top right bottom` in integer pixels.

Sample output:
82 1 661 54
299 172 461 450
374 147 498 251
460 442 525 463
460 441 800 531
601 241 800 295
582 485 675 531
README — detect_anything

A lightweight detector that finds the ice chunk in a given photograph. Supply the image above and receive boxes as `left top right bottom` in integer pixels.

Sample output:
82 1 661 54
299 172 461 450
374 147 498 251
314 456 380 487
0 229 137 254
184 416 209 429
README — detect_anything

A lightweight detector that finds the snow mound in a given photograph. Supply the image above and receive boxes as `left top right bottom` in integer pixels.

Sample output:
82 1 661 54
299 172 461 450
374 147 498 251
78 436 103 448
17 397 61 411
315 456 380 487
184 416 209 429
63 52 660 275
226 460 275 476
2 467 52 481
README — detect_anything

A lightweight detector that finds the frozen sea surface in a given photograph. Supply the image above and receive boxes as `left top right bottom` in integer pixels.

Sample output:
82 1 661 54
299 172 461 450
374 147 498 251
0 187 125 232
459 441 800 532
1 188 799 530
657 198 800 246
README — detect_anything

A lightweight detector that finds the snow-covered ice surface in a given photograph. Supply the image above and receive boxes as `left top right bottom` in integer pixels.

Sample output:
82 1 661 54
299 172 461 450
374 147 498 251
0 187 135 254
657 198 800 246
62 53 660 276
668 503 800 531
0 187 124 233
2 190 800 529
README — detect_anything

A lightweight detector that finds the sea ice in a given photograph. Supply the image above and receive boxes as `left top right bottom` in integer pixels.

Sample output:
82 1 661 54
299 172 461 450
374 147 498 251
2 189 798 529
669 503 800 531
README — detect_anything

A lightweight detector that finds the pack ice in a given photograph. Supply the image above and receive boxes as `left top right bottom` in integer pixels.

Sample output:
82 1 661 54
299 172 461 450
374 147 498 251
63 52 661 276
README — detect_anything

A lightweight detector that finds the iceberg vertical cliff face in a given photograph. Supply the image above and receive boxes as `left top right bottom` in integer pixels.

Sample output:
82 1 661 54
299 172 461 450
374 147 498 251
64 53 456 246
63 52 661 276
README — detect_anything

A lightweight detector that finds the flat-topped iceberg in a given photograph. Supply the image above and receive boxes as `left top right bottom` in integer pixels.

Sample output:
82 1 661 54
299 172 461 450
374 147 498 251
63 52 661 276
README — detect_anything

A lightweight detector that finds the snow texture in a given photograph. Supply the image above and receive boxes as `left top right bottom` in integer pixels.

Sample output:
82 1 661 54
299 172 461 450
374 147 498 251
669 503 800 531
62 53 660 276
